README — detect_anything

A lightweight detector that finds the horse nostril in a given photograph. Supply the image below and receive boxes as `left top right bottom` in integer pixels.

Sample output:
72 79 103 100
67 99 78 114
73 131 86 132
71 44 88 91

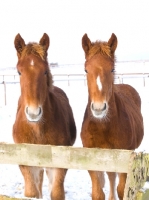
26 107 29 114
91 103 94 110
38 107 41 115
102 103 106 111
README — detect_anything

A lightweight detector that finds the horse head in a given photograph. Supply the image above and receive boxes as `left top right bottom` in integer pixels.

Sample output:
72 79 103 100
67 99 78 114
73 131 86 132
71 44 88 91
82 33 117 120
14 33 52 122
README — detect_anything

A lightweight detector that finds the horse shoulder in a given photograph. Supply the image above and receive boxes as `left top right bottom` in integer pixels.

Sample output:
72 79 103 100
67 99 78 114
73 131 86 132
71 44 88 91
53 86 69 100
114 84 144 148
114 84 141 108
49 86 70 111
49 86 76 145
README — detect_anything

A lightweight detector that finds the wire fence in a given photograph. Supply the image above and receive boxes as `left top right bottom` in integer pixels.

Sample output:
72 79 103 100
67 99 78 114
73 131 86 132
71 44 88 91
1 73 149 105
1 59 149 105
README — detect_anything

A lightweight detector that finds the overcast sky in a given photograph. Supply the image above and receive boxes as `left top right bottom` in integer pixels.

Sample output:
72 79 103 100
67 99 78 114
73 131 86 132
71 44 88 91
0 0 149 68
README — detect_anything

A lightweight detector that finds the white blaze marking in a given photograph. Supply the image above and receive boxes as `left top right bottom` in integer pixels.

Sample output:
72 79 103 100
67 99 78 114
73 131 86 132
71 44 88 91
96 76 102 91
30 59 34 66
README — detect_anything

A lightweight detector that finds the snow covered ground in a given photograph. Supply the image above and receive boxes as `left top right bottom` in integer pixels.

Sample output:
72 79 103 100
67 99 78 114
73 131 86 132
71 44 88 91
0 66 149 199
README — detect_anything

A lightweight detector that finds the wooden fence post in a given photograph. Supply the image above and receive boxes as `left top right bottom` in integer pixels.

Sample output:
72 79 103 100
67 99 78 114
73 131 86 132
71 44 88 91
124 152 149 200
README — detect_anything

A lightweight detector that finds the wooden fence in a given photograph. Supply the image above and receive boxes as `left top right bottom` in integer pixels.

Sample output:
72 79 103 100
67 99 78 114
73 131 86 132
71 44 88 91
0 143 149 200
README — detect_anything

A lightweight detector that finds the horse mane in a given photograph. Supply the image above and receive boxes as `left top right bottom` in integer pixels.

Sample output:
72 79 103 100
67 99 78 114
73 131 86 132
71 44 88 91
46 66 54 91
21 42 53 90
87 41 112 59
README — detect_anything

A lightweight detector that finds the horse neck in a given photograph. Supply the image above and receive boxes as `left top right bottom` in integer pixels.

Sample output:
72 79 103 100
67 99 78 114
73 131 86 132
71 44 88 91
42 89 53 115
108 90 118 114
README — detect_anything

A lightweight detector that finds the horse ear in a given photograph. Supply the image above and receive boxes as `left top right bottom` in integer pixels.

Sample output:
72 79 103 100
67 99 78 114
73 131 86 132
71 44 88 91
108 33 117 55
39 33 50 51
14 34 26 57
82 34 92 55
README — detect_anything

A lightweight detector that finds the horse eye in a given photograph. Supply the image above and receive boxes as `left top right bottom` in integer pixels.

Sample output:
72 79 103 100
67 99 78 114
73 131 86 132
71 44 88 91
111 69 115 73
85 69 88 73
18 71 21 75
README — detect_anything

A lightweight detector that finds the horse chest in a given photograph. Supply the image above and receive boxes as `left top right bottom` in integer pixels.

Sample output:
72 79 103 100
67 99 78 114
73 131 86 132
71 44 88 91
28 124 59 144
82 120 130 149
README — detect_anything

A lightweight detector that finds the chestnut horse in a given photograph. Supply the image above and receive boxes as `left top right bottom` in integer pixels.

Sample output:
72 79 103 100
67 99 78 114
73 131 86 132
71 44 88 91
13 33 76 200
81 33 144 200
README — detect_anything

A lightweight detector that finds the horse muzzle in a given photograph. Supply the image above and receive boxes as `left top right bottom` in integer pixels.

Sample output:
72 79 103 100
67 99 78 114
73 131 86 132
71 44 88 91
25 106 43 122
90 102 108 119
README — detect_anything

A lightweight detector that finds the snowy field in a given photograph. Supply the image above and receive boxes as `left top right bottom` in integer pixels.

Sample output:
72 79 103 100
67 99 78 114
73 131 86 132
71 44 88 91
0 65 149 199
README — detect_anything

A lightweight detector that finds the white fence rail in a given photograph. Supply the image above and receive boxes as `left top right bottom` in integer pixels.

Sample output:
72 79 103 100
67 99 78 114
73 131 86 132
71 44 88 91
0 73 149 105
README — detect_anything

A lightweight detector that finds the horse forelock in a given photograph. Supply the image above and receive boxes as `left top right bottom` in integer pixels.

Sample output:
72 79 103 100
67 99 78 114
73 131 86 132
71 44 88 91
21 43 46 60
87 41 112 59
19 42 53 90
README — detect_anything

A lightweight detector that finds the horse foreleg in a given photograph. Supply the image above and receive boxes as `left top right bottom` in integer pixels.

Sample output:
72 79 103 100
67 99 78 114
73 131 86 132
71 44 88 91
117 173 127 200
19 165 44 198
106 172 117 200
89 170 105 200
46 167 67 200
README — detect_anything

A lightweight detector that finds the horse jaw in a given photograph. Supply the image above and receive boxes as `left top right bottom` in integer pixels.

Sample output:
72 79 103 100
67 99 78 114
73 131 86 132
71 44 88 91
25 106 43 122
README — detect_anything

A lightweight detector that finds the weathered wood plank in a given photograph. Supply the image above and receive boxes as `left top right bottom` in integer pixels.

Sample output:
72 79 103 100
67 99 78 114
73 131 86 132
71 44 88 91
0 143 133 172
137 189 149 200
0 195 31 200
0 195 41 200
1 143 149 200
